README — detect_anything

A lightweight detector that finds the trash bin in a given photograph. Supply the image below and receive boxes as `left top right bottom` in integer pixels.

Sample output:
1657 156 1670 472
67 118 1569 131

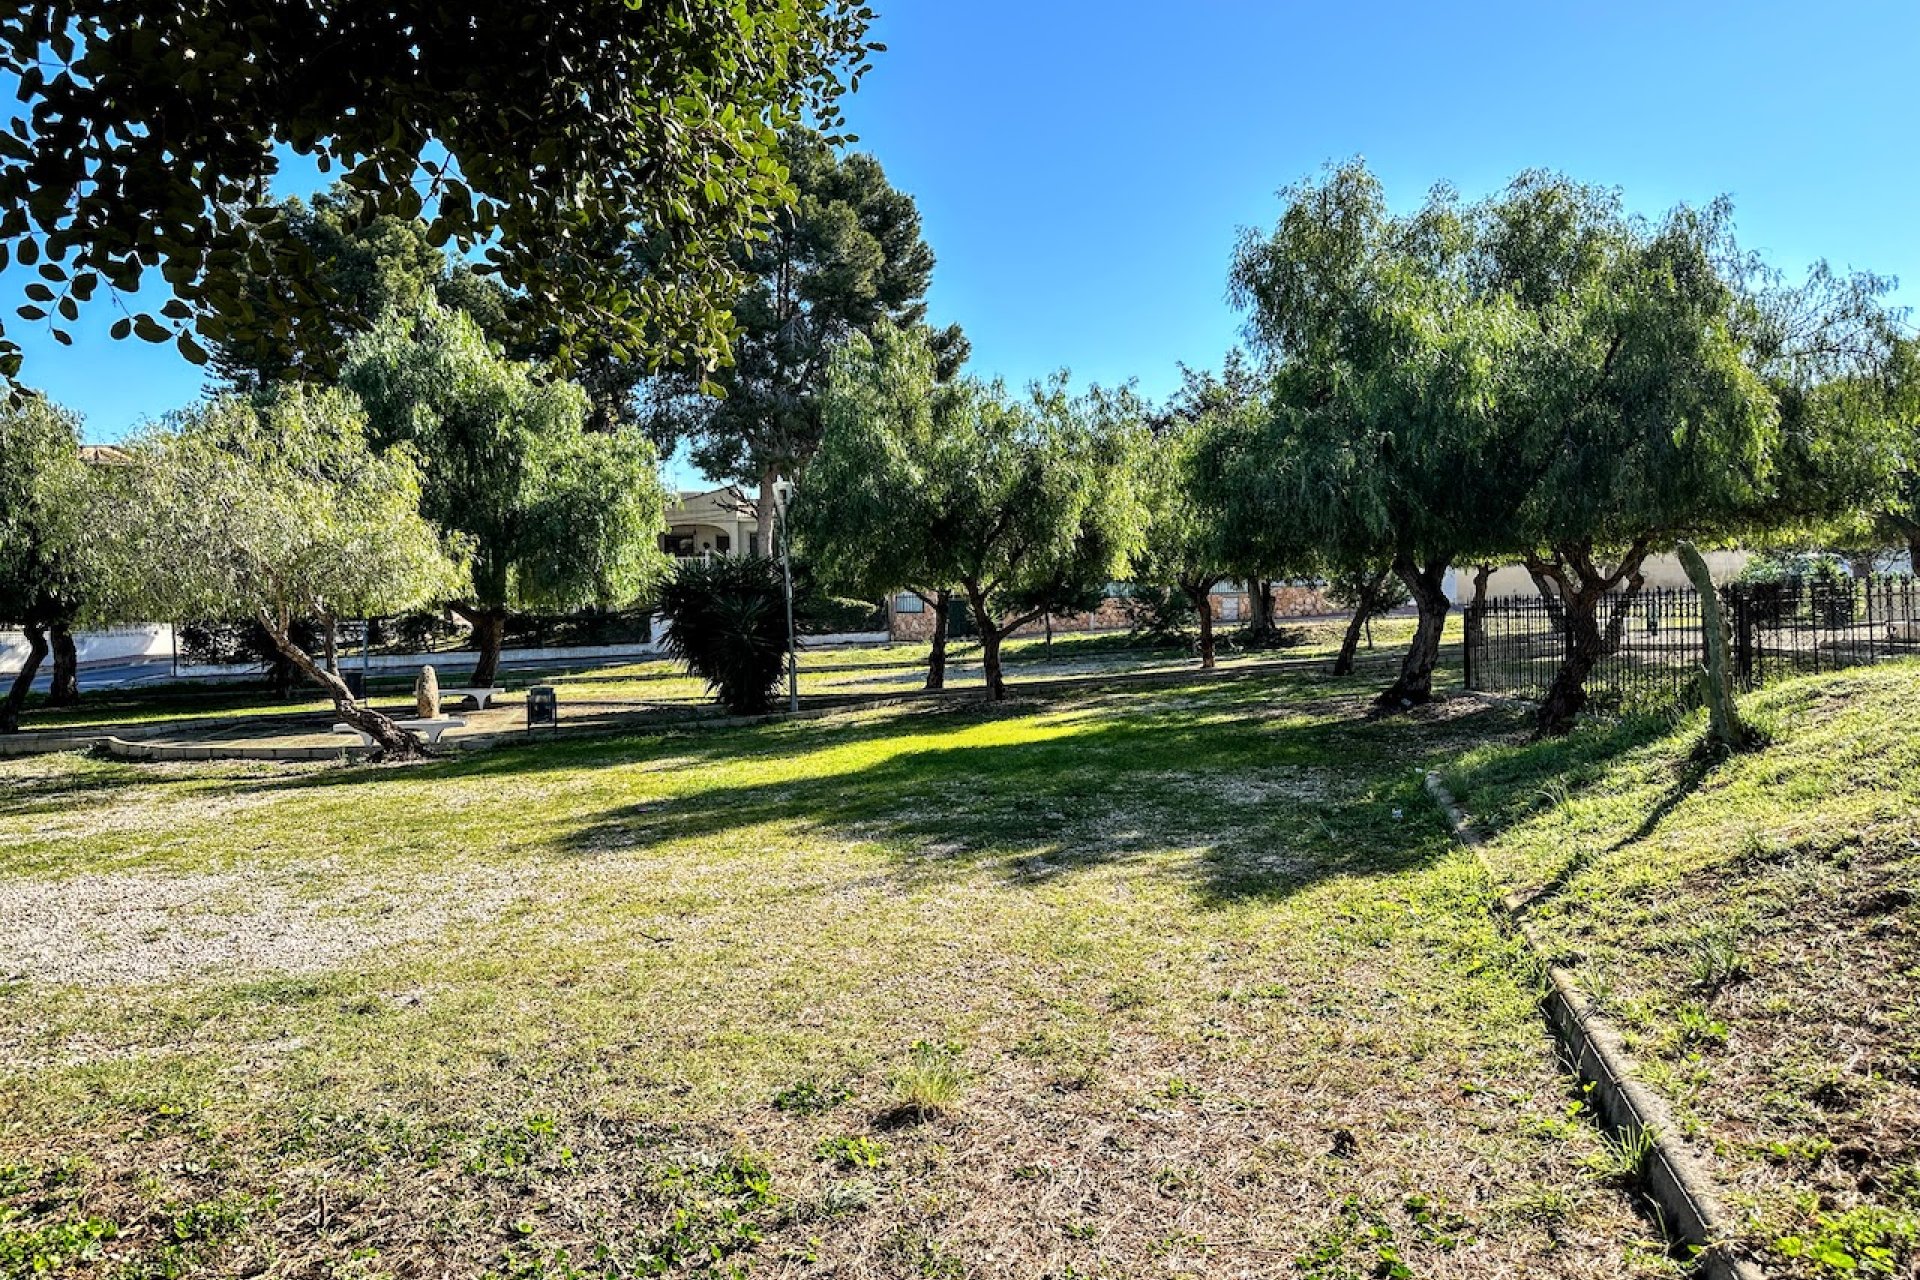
343 670 367 701
527 685 558 731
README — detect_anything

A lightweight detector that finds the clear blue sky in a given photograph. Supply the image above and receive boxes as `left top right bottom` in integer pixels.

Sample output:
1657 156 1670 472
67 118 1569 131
9 0 1917 483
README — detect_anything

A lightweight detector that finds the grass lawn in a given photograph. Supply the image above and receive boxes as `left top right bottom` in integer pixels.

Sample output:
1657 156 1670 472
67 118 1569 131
0 667 1672 1278
1446 663 1920 1277
9 618 1421 737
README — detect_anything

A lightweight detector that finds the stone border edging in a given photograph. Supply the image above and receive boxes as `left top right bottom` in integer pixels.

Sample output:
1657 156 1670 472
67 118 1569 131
1424 772 1763 1280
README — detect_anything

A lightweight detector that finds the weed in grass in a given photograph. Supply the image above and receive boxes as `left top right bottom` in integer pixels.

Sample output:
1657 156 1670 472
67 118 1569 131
813 1134 886 1170
0 1213 118 1274
882 1228 967 1279
1502 1185 1575 1230
1674 1003 1729 1052
771 1079 851 1116
1686 921 1752 993
805 1178 877 1220
1775 1205 1920 1276
1588 1126 1657 1190
641 1151 778 1275
1293 1197 1411 1280
892 1041 964 1118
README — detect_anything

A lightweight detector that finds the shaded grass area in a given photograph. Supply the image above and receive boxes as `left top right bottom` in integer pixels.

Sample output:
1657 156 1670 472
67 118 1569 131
1445 663 1920 1278
0 664 1670 1278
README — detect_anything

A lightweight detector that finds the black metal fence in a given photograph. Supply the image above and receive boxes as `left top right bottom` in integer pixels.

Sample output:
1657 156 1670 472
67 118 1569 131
1466 576 1920 708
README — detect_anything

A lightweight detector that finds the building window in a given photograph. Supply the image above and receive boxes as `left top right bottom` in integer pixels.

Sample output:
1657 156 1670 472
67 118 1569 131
893 592 925 614
715 534 731 553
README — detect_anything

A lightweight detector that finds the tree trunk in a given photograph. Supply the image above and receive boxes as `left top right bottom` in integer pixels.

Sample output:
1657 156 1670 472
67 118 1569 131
923 588 949 691
47 623 80 707
962 581 1009 700
756 464 780 559
980 627 1007 701
1334 564 1393 677
1677 540 1750 751
1527 564 1567 630
1461 565 1493 690
1533 546 1650 736
1536 587 1608 736
1376 554 1451 709
1246 578 1277 644
1 621 49 733
452 604 509 689
1182 581 1216 669
261 610 424 761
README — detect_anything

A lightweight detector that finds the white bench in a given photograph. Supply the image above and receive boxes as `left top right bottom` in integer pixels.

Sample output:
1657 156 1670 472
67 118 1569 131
332 716 466 747
438 686 506 710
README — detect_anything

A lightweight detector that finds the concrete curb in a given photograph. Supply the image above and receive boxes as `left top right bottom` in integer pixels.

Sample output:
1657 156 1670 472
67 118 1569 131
1424 772 1763 1280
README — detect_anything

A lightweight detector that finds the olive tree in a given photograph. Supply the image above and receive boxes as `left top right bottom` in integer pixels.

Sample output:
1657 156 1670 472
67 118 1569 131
0 395 91 729
99 388 465 759
343 303 671 687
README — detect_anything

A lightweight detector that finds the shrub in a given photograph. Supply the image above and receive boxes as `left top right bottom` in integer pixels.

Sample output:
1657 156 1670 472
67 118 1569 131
658 556 790 714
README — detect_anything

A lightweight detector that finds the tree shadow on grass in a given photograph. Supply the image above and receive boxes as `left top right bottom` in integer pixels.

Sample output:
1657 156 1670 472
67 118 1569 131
549 684 1492 909
1444 710 1722 914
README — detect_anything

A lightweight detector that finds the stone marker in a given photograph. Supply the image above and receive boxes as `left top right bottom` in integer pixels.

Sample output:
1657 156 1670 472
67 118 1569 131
415 665 439 719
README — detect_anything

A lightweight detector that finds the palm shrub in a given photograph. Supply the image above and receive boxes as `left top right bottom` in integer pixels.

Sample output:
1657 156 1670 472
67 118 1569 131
658 556 789 714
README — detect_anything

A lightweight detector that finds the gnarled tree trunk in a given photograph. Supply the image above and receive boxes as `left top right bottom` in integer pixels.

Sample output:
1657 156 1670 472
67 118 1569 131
1182 580 1217 669
921 588 950 690
1460 565 1493 690
1376 554 1451 709
450 603 509 689
962 580 1037 702
1334 563 1393 677
1245 578 1277 645
1531 541 1651 736
1 621 49 733
47 623 79 707
259 609 424 761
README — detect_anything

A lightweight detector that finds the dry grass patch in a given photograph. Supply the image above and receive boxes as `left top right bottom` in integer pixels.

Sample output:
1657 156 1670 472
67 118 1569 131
0 673 1674 1277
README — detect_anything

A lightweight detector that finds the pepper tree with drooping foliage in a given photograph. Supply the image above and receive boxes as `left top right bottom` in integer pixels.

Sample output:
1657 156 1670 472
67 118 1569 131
342 303 671 688
804 359 1144 700
933 377 1144 701
643 128 967 554
1131 384 1239 670
795 321 966 689
95 388 465 759
1226 162 1525 708
0 1 877 388
1480 174 1901 734
0 394 93 728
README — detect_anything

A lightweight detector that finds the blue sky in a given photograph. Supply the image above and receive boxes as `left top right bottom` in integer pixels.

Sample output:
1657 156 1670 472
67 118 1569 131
8 0 1917 486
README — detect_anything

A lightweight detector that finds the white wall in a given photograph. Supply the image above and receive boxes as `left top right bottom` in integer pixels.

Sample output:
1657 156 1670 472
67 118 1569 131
0 624 175 674
1452 551 1753 603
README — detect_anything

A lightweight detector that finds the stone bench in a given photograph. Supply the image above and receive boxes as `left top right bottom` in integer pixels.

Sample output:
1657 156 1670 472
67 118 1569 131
438 686 506 710
331 716 466 747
